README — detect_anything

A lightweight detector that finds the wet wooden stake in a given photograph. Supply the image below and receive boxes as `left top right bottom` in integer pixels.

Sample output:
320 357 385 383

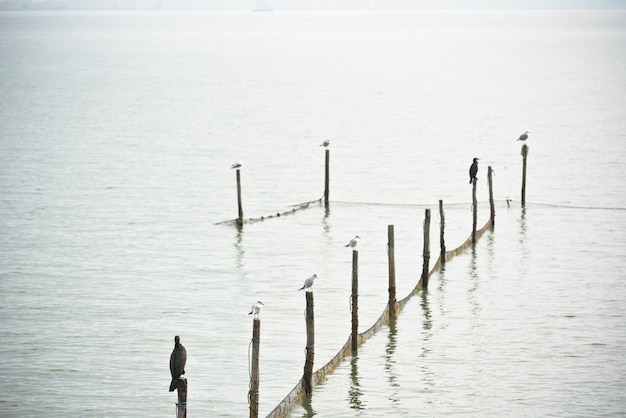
521 144 529 207
249 318 260 418
176 378 187 418
303 292 315 394
488 166 495 226
324 149 330 208
472 177 478 244
421 209 431 289
236 168 244 227
387 225 397 317
439 200 445 265
351 250 359 353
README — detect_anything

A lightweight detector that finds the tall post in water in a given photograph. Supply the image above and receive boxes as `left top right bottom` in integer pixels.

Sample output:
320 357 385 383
236 168 244 227
521 144 529 207
488 166 495 226
351 250 359 353
303 292 315 395
324 149 330 208
249 318 260 418
421 209 431 289
176 378 188 418
439 200 446 265
472 177 478 243
387 225 396 317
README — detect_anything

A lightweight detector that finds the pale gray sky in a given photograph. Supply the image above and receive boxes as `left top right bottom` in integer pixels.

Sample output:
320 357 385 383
1 0 625 10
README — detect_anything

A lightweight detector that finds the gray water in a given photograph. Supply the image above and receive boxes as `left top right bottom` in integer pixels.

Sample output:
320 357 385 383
1 9 625 417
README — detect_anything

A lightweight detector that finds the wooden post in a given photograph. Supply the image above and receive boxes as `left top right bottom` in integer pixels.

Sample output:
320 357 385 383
324 149 330 208
387 225 396 317
236 169 244 227
351 250 358 352
421 209 431 289
303 292 315 394
439 200 445 265
521 144 529 207
176 378 187 418
471 177 477 243
488 166 495 226
249 318 260 418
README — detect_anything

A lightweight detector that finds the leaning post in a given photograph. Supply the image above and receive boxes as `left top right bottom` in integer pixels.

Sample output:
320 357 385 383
521 144 529 207
303 291 315 394
387 225 397 317
351 250 359 352
421 209 431 289
249 318 260 418
488 165 495 226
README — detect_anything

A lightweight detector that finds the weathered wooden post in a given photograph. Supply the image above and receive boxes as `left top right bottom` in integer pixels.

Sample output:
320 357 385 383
521 144 529 207
236 168 244 227
249 318 260 418
351 250 359 352
471 177 477 244
488 166 495 226
439 200 445 264
324 149 330 208
303 292 315 394
421 209 431 289
387 225 396 317
176 378 188 418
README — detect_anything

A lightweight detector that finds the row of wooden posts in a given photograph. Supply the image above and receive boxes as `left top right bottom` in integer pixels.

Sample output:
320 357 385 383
234 145 529 227
183 144 530 416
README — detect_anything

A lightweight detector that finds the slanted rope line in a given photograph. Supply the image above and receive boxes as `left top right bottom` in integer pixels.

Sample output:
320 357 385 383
265 216 493 418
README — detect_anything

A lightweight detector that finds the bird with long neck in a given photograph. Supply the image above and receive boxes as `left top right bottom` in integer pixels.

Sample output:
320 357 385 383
169 335 187 392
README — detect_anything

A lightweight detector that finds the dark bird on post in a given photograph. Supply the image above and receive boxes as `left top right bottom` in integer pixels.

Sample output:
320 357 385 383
169 335 187 392
517 131 530 141
469 158 479 184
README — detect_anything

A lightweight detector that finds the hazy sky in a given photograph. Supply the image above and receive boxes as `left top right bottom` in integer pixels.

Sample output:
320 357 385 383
1 0 625 9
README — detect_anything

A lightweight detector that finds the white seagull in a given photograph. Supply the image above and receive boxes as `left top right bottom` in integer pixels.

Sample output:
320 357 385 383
344 235 361 250
517 131 530 141
231 161 242 169
248 300 264 318
320 140 330 148
298 274 318 292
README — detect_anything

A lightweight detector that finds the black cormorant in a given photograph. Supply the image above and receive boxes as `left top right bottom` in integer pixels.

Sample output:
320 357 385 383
469 158 479 184
169 335 187 392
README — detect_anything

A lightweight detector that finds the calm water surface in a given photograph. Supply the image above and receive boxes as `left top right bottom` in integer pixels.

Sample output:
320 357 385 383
1 9 625 417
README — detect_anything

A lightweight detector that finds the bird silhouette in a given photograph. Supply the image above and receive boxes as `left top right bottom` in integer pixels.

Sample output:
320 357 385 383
169 336 187 392
320 140 330 147
469 158 479 184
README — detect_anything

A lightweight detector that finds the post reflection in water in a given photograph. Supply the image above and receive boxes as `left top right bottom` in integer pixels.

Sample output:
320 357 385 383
348 355 365 411
300 394 316 418
419 290 435 390
468 245 482 320
385 315 400 407
234 227 246 275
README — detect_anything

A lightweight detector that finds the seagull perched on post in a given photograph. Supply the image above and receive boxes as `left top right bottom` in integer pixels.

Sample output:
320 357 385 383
248 300 264 319
298 274 318 292
517 131 530 141
344 235 361 250
320 140 330 148
230 161 242 169
469 158 479 184
169 336 187 392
